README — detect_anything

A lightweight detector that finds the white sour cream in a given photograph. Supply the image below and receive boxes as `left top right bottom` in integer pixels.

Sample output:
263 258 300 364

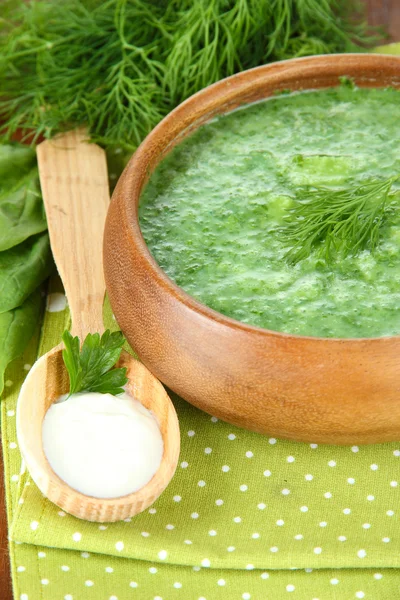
42 391 163 498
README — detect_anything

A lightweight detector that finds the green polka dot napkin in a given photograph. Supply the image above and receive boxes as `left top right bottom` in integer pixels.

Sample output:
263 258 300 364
2 276 400 600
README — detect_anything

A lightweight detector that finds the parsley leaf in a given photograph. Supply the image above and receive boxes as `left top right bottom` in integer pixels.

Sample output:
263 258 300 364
62 329 128 396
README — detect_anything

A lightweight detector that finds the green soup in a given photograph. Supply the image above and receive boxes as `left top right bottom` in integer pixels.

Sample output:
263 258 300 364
139 86 400 338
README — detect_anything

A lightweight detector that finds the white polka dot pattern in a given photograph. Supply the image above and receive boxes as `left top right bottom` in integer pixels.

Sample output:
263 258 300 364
5 296 400 600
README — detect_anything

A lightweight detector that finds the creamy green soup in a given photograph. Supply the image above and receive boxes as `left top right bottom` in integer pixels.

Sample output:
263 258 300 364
139 86 400 338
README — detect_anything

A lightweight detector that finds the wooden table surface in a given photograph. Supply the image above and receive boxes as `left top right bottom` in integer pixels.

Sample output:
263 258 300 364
0 1 399 598
367 0 400 41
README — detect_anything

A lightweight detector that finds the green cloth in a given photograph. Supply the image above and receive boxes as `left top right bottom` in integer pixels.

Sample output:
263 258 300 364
3 279 400 600
373 42 400 55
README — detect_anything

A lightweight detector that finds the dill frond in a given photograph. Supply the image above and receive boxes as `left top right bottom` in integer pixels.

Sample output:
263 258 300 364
0 0 377 150
282 177 399 264
0 0 169 150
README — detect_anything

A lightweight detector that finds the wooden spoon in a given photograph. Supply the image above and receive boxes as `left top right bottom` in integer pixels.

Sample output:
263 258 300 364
16 130 180 522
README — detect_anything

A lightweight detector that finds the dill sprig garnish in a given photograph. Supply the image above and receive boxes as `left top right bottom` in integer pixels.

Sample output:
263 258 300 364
0 0 376 150
282 176 399 264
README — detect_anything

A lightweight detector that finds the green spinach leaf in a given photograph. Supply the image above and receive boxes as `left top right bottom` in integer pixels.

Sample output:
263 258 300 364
0 168 47 251
0 232 53 313
0 144 36 191
0 287 43 395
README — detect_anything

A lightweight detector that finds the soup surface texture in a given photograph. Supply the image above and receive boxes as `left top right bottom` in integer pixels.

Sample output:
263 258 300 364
139 87 400 338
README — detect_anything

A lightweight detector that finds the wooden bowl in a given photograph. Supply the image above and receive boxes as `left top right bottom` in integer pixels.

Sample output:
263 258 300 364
104 54 400 445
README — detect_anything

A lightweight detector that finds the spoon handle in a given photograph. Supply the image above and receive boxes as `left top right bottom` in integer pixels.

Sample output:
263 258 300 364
37 129 109 339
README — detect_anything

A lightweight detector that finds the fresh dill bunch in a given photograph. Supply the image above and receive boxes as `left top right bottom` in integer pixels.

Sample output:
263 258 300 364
282 176 399 264
162 0 376 103
0 0 377 150
0 0 170 150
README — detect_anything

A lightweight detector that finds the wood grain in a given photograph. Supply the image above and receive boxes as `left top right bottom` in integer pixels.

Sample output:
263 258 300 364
104 54 400 445
1 1 399 595
0 449 12 599
17 347 180 521
14 130 180 522
367 0 400 42
37 129 109 340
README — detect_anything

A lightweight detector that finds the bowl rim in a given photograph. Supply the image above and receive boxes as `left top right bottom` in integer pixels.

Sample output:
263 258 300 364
117 53 400 344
